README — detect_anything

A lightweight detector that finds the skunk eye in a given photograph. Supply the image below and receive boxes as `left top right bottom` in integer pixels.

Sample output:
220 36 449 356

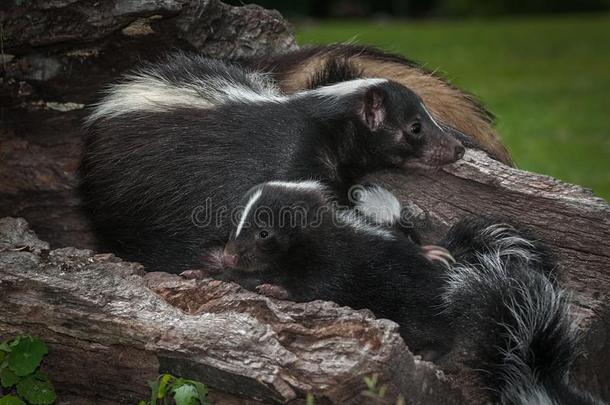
258 230 269 239
409 122 421 135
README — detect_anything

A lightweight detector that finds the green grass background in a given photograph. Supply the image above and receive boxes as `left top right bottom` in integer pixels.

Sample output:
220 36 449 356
296 14 610 201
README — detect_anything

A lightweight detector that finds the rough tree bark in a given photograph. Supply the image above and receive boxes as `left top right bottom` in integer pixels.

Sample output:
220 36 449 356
1 0 608 403
0 217 463 404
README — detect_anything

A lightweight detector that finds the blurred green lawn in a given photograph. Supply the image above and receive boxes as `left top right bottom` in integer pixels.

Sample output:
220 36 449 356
296 14 610 201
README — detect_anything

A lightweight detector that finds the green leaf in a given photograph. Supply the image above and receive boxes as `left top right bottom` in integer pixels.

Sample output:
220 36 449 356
172 384 199 405
364 374 378 391
16 372 56 405
0 395 26 405
186 380 208 402
157 374 173 398
0 342 11 353
306 393 315 405
171 377 187 390
0 351 5 364
8 337 21 348
0 367 20 388
8 336 48 376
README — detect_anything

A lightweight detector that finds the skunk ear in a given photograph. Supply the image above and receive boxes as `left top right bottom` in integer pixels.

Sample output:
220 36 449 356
360 87 386 131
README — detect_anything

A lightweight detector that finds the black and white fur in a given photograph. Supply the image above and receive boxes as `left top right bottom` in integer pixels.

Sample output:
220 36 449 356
235 43 513 166
214 180 454 357
348 184 424 245
215 181 602 405
440 219 603 404
81 53 464 272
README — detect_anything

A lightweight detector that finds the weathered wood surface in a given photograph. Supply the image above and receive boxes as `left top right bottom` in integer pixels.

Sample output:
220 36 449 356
0 217 462 404
1 0 609 402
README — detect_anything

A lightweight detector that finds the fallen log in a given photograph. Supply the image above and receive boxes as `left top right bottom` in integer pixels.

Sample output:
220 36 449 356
0 216 463 404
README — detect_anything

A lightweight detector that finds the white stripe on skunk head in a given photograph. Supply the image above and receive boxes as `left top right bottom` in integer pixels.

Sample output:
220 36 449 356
87 69 284 122
234 181 327 238
420 102 445 132
302 78 388 99
235 188 263 238
262 181 397 240
350 185 402 226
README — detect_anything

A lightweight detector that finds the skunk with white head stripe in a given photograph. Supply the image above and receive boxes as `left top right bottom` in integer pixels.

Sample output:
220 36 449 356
81 53 464 272
213 183 603 404
235 43 514 165
215 180 454 357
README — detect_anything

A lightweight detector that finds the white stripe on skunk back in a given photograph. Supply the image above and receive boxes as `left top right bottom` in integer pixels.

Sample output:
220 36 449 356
87 65 284 122
87 56 390 123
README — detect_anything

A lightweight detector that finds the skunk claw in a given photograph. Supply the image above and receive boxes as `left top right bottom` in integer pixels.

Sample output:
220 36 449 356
256 283 291 300
422 245 455 267
180 269 208 279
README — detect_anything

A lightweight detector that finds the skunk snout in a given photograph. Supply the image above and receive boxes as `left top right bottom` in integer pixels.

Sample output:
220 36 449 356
428 138 465 166
435 124 466 163
438 124 468 163
404 132 465 169
223 242 240 268
427 128 465 166
222 253 238 267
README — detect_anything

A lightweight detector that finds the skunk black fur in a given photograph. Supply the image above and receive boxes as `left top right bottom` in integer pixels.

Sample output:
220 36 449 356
81 53 463 272
216 181 453 356
216 181 603 405
236 43 513 165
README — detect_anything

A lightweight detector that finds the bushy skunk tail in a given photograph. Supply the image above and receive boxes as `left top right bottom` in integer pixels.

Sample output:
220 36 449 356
442 218 604 405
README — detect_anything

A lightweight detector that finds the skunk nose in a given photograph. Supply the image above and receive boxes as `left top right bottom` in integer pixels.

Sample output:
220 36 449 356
454 144 465 160
223 253 238 267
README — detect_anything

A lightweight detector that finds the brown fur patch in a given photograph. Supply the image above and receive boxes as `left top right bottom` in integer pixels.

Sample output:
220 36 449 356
279 55 331 93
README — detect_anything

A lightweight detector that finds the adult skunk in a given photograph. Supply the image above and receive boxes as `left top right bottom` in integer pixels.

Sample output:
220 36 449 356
213 181 602 404
81 53 463 272
238 44 513 166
